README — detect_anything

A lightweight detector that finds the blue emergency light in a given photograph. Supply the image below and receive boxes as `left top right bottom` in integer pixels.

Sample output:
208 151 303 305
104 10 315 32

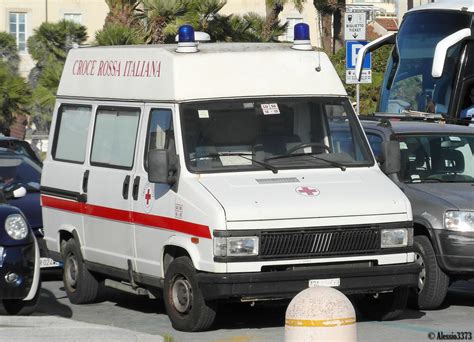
178 25 195 43
176 24 199 53
292 23 313 51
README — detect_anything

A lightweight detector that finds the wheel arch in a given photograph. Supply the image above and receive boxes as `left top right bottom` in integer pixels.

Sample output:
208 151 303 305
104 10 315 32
162 235 201 277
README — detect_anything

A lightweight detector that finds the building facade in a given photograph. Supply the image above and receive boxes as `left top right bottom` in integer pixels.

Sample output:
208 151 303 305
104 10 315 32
0 0 108 77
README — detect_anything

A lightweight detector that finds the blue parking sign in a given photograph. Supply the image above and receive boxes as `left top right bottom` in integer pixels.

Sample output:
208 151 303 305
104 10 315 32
346 41 371 69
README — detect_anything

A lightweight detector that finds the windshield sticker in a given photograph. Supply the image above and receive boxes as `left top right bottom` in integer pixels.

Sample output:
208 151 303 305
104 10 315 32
243 103 254 109
142 182 154 213
198 110 209 119
261 103 280 115
295 186 320 197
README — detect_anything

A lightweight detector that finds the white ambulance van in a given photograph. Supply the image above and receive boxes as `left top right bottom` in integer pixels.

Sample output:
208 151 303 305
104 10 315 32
41 24 420 331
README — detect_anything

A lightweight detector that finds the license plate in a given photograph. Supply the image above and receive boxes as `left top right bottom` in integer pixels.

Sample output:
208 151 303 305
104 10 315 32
40 257 61 268
309 278 340 288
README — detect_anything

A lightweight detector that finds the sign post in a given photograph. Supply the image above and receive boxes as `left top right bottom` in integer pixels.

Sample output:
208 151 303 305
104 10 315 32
344 12 369 115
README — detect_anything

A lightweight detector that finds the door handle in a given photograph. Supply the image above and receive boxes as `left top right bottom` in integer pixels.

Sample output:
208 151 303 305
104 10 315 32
82 170 89 193
122 175 131 199
132 176 140 201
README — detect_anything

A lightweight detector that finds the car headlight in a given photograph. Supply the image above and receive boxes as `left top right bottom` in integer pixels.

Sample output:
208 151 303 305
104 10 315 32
381 228 410 248
214 236 259 257
445 211 474 232
5 214 28 240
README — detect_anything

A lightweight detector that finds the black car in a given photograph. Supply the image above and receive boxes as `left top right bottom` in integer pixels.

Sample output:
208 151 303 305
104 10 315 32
0 184 41 315
0 148 59 268
0 136 42 166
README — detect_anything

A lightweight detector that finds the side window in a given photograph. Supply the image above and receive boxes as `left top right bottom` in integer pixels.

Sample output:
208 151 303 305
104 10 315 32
144 109 173 169
90 107 140 169
53 105 92 163
366 133 384 159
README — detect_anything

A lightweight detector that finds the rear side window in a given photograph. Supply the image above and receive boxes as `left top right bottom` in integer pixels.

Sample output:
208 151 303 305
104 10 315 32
53 105 92 163
90 107 140 169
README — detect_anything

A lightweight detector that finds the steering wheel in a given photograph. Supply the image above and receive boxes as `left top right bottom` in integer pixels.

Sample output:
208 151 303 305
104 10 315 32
286 142 331 155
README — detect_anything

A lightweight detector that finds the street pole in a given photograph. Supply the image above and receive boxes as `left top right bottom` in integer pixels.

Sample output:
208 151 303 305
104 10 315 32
356 84 360 115
45 0 48 22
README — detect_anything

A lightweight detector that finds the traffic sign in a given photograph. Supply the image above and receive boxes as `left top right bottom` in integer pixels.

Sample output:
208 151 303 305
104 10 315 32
344 13 366 41
346 41 371 69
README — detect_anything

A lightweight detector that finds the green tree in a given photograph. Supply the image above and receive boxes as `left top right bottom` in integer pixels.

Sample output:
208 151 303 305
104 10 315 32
0 62 31 130
330 44 392 114
104 0 141 27
95 23 144 45
27 20 88 131
314 0 345 54
0 32 20 72
263 0 305 42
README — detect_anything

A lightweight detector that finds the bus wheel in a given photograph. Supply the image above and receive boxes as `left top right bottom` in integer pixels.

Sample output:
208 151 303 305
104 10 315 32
412 235 449 309
63 238 100 304
355 287 408 321
164 257 216 332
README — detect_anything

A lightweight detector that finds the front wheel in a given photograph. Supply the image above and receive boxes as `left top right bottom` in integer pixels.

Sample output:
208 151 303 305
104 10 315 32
411 235 449 309
163 257 216 332
355 287 408 321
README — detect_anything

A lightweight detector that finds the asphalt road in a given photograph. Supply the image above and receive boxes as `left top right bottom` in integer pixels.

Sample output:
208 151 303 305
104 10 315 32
1 277 473 342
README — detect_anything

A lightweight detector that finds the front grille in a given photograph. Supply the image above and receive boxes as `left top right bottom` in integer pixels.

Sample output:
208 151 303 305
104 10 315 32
260 228 380 258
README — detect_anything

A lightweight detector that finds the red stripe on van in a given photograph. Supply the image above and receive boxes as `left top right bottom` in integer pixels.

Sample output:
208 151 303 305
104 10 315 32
41 195 211 239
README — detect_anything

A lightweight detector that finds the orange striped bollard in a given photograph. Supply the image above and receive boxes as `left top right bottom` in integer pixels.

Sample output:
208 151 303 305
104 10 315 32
285 287 357 341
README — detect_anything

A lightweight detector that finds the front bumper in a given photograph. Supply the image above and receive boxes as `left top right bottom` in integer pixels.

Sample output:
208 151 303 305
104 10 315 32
197 262 420 301
434 229 474 274
0 243 36 299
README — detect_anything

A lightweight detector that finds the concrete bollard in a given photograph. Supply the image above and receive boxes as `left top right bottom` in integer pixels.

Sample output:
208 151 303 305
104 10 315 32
285 287 357 342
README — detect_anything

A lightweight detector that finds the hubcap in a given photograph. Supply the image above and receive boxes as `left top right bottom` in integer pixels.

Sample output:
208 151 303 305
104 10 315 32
65 253 78 290
171 276 193 314
415 252 426 292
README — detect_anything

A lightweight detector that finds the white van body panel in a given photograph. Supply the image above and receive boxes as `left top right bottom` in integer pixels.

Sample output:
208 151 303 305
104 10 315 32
198 168 409 222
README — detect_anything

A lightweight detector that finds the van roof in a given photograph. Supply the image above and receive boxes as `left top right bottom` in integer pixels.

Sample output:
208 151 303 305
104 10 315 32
57 43 347 102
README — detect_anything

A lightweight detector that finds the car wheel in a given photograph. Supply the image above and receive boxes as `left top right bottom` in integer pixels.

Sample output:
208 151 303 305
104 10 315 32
163 256 216 332
1 280 41 315
62 238 100 304
355 287 408 321
411 235 449 309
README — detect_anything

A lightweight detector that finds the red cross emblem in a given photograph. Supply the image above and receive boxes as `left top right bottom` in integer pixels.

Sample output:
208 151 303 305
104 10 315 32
145 188 152 205
295 186 320 196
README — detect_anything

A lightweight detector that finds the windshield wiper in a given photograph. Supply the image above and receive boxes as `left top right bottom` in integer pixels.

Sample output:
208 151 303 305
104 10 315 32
192 152 278 174
265 153 347 171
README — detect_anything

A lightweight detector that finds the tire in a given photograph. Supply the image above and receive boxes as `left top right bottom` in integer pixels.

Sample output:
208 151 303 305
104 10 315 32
355 287 409 321
411 235 449 310
163 257 216 332
62 238 100 304
1 279 41 315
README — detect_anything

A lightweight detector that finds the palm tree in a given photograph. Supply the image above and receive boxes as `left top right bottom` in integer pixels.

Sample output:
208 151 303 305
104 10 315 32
263 0 305 42
104 0 141 28
314 0 345 54
95 23 144 45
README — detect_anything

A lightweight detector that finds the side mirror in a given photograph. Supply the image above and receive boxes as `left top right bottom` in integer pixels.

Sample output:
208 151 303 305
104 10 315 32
432 28 471 78
355 32 396 81
379 141 401 175
1 185 27 201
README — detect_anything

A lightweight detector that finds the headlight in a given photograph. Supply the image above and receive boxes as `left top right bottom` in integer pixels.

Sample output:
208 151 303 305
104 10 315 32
445 211 474 232
214 236 259 257
5 214 28 240
381 228 409 248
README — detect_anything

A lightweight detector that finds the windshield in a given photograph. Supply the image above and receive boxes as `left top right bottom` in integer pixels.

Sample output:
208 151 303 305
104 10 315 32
180 97 373 173
379 11 471 115
0 155 41 188
396 134 474 183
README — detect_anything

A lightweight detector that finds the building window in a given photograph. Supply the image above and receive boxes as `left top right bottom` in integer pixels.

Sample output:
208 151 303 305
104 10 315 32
9 12 27 52
64 13 82 24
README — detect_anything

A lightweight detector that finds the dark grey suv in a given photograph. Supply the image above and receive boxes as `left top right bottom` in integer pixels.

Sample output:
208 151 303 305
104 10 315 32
362 119 474 310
